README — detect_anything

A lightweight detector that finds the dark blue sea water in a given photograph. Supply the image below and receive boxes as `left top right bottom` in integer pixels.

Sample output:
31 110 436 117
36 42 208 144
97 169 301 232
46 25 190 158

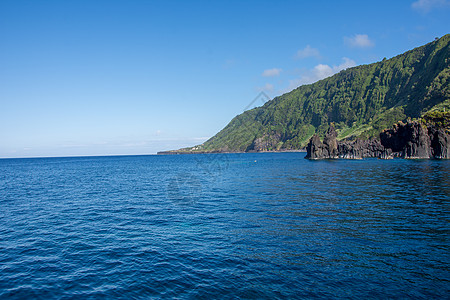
0 153 449 299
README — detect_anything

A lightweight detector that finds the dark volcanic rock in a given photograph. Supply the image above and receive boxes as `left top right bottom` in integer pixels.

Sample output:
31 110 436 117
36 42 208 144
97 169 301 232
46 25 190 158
337 138 388 159
431 128 450 159
323 125 338 158
380 121 432 159
306 120 450 160
305 134 326 159
250 133 282 152
305 125 387 159
305 125 340 159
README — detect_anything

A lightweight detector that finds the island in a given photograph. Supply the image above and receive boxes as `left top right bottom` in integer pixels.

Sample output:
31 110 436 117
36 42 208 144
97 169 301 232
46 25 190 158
159 34 450 159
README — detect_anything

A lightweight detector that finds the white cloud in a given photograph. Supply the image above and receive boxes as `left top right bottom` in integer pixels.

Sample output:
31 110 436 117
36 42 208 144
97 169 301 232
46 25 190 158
286 57 356 91
335 57 356 70
296 45 320 59
262 68 282 77
344 34 374 48
412 0 450 12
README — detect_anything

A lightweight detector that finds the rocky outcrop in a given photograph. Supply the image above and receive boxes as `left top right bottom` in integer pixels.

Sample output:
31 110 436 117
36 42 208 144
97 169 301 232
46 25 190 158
305 133 387 160
305 134 326 159
337 138 389 159
380 121 431 159
306 119 450 160
249 133 282 152
305 125 338 159
306 124 389 159
380 119 450 159
323 125 339 158
431 128 450 158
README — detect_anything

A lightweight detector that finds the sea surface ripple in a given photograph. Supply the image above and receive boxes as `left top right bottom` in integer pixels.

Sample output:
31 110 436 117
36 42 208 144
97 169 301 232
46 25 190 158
0 153 449 298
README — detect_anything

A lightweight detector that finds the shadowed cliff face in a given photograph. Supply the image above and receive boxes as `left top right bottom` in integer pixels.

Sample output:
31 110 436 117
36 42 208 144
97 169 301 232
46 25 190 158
322 126 338 158
380 119 450 159
432 128 450 158
306 125 340 159
306 120 450 160
380 122 431 158
249 133 282 152
305 124 388 159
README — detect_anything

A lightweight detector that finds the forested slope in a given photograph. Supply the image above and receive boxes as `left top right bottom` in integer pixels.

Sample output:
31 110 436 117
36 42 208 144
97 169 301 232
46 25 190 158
171 34 450 153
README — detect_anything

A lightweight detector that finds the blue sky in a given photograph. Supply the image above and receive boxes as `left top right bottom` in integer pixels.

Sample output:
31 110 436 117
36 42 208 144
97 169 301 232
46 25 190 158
1 0 449 157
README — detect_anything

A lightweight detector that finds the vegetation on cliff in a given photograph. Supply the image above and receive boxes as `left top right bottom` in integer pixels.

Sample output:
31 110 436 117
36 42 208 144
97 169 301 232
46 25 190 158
421 101 450 131
168 35 450 153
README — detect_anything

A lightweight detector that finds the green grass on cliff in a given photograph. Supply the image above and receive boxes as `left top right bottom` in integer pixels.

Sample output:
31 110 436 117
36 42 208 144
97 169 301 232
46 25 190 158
422 103 450 131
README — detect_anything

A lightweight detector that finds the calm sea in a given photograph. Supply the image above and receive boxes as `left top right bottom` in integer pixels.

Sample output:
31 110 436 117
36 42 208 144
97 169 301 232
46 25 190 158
0 153 449 299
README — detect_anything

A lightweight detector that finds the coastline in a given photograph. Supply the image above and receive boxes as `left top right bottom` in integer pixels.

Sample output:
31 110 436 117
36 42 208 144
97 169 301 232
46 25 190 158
156 149 307 155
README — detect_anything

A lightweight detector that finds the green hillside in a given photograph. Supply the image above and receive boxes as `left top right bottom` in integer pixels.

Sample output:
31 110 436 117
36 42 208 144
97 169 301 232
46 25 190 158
175 34 450 153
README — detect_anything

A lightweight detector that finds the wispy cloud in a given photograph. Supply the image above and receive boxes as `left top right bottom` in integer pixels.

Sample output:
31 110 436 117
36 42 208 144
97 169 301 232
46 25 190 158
296 45 321 59
258 83 274 93
344 34 374 48
262 68 282 77
412 0 450 12
286 57 356 91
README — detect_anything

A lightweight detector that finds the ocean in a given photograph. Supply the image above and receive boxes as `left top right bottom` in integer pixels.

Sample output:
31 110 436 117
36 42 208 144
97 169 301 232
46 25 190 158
0 153 449 298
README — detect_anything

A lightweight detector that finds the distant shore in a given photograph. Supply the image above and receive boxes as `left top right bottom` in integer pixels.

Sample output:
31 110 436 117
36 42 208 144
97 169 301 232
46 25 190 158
156 149 306 155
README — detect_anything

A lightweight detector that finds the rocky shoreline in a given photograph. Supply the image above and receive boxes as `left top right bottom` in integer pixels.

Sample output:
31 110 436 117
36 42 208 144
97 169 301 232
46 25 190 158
305 119 450 160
